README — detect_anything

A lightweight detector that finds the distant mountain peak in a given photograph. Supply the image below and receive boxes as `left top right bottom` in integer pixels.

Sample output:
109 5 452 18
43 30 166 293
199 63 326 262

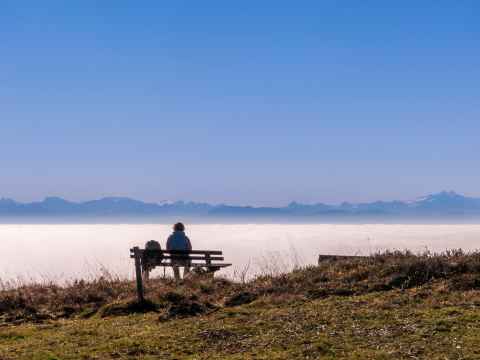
287 201 301 208
43 196 71 203
97 197 138 202
433 190 461 197
412 191 462 203
0 198 17 205
422 191 465 201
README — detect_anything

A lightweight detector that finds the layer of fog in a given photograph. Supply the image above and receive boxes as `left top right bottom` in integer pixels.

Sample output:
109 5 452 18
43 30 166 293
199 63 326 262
1 224 480 283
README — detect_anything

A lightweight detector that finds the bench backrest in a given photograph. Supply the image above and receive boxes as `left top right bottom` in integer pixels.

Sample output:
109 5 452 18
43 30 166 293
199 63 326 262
130 248 224 264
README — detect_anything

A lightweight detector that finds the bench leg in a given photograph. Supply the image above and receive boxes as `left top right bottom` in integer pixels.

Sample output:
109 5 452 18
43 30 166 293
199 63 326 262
205 267 216 279
133 247 145 303
184 265 190 278
143 269 150 282
173 266 181 281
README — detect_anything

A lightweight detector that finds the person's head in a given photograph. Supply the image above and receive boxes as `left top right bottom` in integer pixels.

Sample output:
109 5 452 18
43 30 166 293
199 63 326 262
173 222 185 232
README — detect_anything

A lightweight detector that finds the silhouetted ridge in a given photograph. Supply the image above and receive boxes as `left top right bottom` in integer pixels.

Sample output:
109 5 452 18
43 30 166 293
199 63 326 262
0 191 480 219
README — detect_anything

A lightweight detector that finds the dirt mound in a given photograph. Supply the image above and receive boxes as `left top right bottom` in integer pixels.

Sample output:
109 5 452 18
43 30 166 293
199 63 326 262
159 298 217 321
224 291 257 307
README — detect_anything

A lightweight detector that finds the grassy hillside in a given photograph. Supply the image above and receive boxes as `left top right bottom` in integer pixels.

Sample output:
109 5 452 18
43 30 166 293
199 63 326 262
1 250 480 359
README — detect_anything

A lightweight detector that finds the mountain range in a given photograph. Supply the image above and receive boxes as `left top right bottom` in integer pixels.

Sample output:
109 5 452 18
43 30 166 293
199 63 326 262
1 191 480 222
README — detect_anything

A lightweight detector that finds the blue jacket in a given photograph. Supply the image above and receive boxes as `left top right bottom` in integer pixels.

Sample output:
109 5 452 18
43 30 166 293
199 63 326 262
166 231 192 251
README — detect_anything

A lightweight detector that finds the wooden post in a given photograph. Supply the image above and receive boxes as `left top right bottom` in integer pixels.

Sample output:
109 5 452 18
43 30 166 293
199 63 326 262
205 253 214 278
205 253 212 267
133 246 145 303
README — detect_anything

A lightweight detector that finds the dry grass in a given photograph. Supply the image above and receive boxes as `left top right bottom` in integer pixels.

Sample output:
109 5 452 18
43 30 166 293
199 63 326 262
1 249 480 324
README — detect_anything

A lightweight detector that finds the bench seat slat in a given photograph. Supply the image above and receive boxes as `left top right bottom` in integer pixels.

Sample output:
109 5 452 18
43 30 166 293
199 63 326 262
160 255 224 261
130 255 225 261
156 263 232 268
131 249 223 255
166 250 222 255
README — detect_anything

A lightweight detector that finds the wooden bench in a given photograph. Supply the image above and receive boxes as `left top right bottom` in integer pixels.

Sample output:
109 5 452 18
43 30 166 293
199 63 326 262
130 246 231 302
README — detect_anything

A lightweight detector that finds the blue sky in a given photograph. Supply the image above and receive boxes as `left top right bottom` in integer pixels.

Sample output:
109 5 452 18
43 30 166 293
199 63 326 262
1 1 479 206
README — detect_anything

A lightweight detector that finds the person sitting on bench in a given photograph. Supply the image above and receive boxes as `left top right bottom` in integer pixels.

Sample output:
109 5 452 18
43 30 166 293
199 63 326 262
166 222 192 281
